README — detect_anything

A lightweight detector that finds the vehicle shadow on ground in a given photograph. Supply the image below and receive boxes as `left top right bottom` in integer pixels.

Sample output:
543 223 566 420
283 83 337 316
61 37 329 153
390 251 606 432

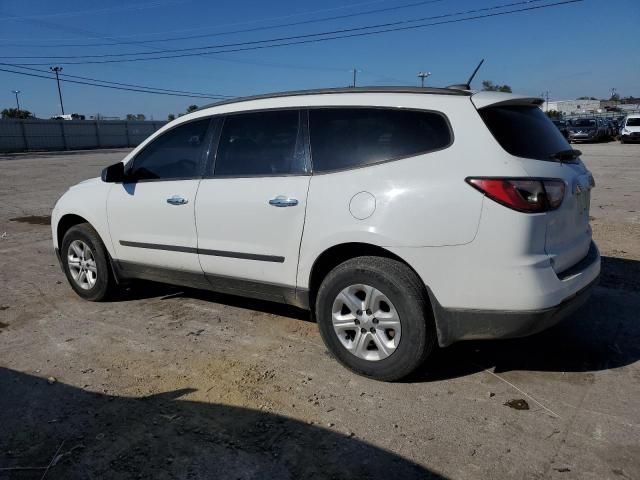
117 281 312 321
114 257 640 382
412 256 640 382
0 368 443 480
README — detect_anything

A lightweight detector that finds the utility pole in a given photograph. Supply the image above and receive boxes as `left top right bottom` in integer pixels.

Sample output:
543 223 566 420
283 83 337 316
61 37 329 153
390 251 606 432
541 90 550 111
11 90 21 110
417 71 431 88
351 68 360 88
50 66 65 115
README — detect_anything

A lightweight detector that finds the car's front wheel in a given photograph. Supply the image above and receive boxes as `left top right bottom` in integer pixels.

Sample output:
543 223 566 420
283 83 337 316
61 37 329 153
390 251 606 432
315 256 436 381
61 223 116 301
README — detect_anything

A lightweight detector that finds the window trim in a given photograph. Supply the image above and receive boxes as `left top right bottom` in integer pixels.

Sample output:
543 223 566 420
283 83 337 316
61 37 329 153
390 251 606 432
123 117 216 183
306 106 455 175
203 107 312 180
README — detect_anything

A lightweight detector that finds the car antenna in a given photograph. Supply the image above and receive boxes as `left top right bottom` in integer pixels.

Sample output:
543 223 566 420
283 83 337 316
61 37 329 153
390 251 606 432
446 59 485 90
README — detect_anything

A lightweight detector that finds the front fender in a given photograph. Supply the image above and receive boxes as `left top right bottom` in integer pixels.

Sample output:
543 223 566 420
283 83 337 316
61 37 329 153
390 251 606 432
52 178 114 256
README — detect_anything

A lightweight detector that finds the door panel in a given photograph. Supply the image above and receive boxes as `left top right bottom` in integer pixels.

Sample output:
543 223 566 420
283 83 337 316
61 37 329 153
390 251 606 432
108 180 202 272
106 118 213 274
195 109 310 290
195 176 310 287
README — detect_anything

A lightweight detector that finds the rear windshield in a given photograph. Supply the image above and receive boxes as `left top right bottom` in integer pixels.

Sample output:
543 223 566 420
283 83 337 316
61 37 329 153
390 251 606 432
627 118 640 127
479 105 571 160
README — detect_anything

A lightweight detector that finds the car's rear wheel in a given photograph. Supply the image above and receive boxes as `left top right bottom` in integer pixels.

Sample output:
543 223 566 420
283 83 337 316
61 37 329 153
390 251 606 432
315 256 436 381
61 223 115 301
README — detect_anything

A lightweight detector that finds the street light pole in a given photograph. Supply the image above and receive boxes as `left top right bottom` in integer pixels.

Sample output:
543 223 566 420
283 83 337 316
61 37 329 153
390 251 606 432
417 71 431 88
50 66 65 115
11 90 21 110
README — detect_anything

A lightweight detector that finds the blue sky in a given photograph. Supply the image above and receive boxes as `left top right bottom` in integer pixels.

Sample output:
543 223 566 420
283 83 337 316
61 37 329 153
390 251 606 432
1 0 638 119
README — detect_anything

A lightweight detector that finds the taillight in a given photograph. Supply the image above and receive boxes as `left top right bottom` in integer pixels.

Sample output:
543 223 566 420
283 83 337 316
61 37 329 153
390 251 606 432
466 178 565 213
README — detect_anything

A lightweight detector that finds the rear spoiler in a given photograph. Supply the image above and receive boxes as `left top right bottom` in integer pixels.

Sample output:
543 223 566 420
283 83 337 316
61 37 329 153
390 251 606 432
471 92 544 110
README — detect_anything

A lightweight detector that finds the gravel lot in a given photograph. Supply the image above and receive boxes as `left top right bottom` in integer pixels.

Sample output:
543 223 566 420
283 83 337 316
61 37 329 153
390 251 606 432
1 143 639 479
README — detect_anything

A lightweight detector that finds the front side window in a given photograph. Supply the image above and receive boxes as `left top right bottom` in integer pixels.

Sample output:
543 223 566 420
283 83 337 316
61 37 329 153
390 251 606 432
309 108 452 172
130 119 210 180
214 110 304 176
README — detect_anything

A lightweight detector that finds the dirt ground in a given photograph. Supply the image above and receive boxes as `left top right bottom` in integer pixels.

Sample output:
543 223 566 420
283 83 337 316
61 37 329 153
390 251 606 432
0 143 639 479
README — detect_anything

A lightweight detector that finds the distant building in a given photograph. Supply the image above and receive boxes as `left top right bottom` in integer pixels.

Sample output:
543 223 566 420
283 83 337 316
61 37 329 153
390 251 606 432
544 99 601 115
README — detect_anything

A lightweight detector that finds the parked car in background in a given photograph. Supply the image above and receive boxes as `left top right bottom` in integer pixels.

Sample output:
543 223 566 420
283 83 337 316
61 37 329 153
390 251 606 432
568 117 607 143
551 119 570 139
51 87 600 381
620 114 640 143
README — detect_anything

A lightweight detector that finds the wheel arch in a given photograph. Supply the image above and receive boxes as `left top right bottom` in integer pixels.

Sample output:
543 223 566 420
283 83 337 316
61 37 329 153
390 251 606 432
307 242 430 310
56 213 123 285
56 213 90 249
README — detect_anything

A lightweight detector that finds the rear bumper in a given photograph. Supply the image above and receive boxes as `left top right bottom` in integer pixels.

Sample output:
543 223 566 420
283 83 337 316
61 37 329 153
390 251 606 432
430 274 598 347
429 241 600 347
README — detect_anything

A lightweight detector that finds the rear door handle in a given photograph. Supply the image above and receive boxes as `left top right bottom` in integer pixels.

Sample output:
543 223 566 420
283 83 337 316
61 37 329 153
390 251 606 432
167 195 188 205
269 196 298 207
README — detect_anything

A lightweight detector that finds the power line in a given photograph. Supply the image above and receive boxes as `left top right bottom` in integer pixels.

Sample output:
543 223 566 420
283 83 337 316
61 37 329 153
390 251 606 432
0 0 389 43
3 64 235 98
3 0 551 59
4 0 448 48
0 67 232 99
5 0 584 66
0 0 189 21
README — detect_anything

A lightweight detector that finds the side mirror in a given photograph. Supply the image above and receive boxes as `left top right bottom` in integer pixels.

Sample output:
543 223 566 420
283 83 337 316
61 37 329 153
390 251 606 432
101 162 125 183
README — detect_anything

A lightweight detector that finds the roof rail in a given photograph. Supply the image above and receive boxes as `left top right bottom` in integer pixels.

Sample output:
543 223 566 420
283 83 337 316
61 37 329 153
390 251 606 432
197 85 471 111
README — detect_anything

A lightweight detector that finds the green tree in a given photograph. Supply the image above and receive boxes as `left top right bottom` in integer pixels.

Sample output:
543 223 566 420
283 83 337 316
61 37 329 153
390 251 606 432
1 108 33 119
545 110 562 119
481 80 512 93
167 113 176 121
577 96 597 100
126 113 146 120
186 104 198 113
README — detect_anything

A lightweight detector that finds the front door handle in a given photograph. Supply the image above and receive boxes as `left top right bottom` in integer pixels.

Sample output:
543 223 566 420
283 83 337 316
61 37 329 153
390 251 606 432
167 195 188 205
269 196 298 207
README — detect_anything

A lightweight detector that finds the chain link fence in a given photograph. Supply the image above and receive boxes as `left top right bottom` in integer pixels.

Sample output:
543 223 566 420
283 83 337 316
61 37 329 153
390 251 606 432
0 119 166 153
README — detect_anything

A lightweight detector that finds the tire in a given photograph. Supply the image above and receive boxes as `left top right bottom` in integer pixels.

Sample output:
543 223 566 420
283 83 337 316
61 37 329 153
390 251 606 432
315 256 436 381
61 223 116 301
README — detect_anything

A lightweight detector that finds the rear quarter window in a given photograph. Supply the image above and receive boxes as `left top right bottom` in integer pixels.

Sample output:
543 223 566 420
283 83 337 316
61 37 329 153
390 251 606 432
479 105 570 161
309 107 452 172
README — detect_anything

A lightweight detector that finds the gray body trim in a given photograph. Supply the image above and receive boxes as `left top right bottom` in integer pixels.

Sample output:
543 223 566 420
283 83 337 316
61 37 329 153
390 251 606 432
119 240 285 263
114 260 309 309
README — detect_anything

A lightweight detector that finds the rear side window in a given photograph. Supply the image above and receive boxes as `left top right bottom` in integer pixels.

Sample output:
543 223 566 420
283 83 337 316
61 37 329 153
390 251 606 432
479 106 570 160
214 110 305 176
627 117 640 127
130 119 210 180
309 108 452 172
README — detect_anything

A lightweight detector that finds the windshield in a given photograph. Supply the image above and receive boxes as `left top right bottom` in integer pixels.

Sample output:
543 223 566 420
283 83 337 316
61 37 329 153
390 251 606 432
572 119 596 128
626 118 640 127
479 105 571 161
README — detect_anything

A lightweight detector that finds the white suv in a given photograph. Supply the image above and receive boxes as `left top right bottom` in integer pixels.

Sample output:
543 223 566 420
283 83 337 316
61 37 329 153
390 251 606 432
52 87 600 381
620 114 640 143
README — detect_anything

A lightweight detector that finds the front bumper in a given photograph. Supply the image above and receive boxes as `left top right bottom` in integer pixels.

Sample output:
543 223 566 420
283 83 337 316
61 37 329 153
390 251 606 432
430 242 600 347
569 133 597 142
621 133 640 142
